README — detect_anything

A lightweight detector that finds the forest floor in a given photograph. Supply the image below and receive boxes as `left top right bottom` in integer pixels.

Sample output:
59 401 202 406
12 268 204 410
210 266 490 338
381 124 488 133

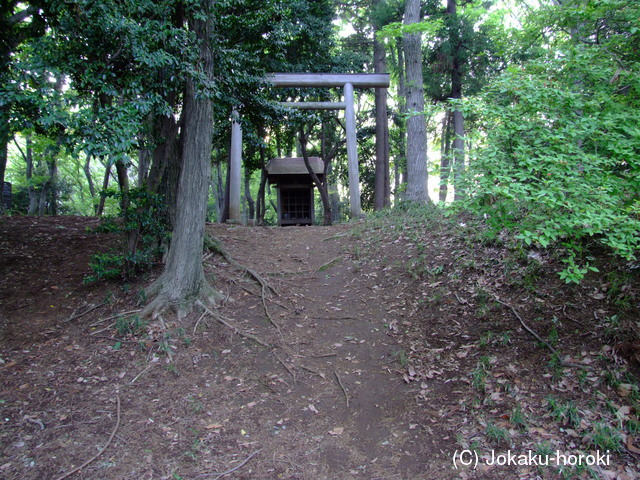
1 211 640 480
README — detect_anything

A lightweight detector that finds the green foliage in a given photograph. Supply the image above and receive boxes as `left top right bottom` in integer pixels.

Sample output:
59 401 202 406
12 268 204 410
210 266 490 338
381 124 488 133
115 315 147 337
587 423 623 452
461 40 640 282
87 187 168 282
485 421 510 446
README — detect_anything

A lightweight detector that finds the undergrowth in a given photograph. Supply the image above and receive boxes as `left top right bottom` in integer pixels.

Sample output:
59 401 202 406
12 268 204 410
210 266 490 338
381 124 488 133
86 188 169 283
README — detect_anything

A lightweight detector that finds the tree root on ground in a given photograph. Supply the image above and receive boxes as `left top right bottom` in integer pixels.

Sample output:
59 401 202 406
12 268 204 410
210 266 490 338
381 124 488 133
205 234 283 336
491 293 593 370
140 274 223 320
196 300 271 348
54 395 121 480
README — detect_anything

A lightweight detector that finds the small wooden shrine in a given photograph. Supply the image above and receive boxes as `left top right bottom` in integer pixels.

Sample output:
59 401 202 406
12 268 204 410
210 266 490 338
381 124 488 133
266 157 324 226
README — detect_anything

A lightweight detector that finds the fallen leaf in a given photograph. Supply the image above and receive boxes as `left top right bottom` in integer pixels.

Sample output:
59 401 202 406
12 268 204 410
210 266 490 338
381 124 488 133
627 436 640 454
205 423 223 430
328 427 344 436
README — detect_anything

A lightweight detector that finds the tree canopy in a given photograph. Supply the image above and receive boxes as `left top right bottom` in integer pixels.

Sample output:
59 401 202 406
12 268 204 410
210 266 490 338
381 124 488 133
2 0 639 290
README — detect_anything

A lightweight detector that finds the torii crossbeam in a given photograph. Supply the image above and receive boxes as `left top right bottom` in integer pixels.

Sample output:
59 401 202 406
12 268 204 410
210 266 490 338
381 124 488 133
228 72 390 222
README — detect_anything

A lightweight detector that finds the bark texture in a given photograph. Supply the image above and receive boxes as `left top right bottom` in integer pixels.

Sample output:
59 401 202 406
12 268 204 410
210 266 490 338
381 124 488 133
403 0 429 203
373 0 390 210
448 0 465 201
142 0 222 318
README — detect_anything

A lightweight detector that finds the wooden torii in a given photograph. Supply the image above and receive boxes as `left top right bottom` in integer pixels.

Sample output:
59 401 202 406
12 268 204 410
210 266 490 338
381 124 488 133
228 73 390 221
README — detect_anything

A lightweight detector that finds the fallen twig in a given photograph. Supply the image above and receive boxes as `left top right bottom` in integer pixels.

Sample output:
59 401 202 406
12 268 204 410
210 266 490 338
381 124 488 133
491 294 592 370
453 292 468 305
275 355 296 380
193 310 208 335
334 371 350 408
89 309 142 327
130 363 155 384
88 322 116 336
314 255 343 274
311 353 338 358
198 449 261 479
25 416 45 430
196 301 270 348
65 301 108 323
54 395 121 480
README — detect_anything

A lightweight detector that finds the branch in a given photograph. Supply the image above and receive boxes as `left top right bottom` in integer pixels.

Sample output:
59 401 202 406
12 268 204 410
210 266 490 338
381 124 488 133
196 300 271 348
198 449 262 479
8 6 37 28
491 294 591 370
54 395 121 480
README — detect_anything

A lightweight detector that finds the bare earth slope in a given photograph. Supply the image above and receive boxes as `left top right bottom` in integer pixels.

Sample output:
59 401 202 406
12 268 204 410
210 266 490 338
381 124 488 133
1 215 639 479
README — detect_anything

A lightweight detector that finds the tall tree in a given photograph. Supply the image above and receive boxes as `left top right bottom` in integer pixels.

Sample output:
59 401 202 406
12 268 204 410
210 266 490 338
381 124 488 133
142 0 222 317
373 0 390 210
446 0 465 200
403 0 429 203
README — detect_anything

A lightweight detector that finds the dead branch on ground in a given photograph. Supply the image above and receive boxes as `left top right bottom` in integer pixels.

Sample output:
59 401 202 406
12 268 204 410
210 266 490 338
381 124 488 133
196 300 271 348
54 395 121 480
65 300 108 323
334 371 350 407
89 309 142 327
491 293 592 370
197 449 261 479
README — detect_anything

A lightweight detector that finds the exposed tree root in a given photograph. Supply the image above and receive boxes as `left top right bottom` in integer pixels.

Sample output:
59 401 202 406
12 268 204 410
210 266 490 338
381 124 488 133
196 300 271 348
333 370 350 408
205 234 282 336
491 293 593 370
141 274 223 320
205 235 277 295
314 255 343 274
54 395 121 480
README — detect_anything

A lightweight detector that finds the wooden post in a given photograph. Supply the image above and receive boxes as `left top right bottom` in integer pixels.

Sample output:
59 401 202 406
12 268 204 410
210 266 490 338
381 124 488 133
229 111 242 222
344 82 361 218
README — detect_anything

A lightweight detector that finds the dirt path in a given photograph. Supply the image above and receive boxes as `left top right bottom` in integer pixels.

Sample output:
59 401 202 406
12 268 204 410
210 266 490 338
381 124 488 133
1 220 452 480
3 217 638 480
203 223 445 479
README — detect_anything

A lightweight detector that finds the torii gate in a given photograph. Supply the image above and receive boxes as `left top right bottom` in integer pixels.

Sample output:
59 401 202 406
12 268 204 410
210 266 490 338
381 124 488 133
228 73 390 221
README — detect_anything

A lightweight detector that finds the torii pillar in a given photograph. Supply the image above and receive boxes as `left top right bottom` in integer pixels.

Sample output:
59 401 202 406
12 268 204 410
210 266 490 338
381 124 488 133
227 73 390 222
228 110 242 222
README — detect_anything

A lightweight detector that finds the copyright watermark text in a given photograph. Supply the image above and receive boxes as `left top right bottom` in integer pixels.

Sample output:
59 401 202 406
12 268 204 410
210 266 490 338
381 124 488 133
453 449 611 469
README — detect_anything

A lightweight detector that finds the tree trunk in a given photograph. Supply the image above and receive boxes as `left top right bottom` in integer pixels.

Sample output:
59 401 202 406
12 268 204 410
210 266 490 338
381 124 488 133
403 0 429 203
439 111 452 203
83 153 98 214
24 136 39 215
448 0 465 201
393 43 407 197
47 157 58 215
0 111 8 215
244 171 255 221
219 154 231 223
96 159 111 216
138 141 152 188
373 0 390 210
256 139 268 225
215 160 224 221
142 0 221 318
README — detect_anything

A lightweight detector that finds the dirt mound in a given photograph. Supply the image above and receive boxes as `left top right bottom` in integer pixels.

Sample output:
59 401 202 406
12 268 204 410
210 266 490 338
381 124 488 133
1 214 639 479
